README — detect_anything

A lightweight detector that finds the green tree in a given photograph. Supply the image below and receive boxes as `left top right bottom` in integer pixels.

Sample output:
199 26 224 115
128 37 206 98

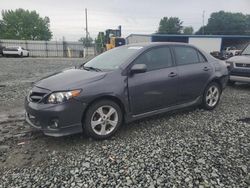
95 32 105 54
0 9 52 40
196 11 250 35
157 17 183 34
183 26 194 34
79 37 93 47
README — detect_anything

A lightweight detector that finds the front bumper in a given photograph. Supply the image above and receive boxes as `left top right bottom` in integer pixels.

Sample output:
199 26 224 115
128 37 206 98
229 68 250 83
25 97 86 137
230 75 250 83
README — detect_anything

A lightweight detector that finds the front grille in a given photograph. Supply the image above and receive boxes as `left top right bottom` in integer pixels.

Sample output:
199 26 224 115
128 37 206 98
29 92 47 103
235 63 250 68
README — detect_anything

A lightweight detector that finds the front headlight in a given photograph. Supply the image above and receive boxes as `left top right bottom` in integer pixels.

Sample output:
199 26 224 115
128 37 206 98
47 90 81 104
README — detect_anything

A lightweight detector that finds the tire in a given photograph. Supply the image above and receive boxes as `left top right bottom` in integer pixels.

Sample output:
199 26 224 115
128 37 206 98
27 53 29 57
202 82 221 110
83 100 123 140
20 52 23 57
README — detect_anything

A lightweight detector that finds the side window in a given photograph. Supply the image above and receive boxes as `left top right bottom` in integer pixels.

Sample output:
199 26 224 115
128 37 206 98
197 52 207 63
134 47 173 71
174 46 199 65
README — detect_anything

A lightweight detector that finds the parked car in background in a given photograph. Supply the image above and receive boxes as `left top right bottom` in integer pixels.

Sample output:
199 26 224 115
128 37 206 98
210 51 226 60
0 44 5 56
25 43 228 140
226 43 250 84
223 46 242 58
3 46 29 57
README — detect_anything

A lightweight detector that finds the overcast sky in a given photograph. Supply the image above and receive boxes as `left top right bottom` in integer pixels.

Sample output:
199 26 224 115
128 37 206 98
1 0 249 41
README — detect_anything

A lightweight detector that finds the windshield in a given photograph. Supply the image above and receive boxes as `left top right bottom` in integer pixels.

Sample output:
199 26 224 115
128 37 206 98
83 46 143 70
242 44 250 55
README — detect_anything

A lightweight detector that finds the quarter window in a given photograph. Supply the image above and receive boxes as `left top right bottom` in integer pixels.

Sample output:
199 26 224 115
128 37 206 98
197 52 207 62
174 46 199 65
134 47 173 71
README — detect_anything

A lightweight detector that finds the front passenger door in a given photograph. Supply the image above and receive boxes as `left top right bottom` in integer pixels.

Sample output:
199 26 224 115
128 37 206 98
128 46 179 115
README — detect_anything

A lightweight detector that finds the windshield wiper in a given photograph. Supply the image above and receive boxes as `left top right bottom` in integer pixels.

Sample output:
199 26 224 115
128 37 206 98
83 66 102 72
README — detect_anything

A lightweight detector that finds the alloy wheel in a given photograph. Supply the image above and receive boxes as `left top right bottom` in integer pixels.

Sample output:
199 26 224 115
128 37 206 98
91 105 118 136
206 86 219 107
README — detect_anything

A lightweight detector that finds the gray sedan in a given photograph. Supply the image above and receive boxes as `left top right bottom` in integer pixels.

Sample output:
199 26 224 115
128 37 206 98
25 43 228 140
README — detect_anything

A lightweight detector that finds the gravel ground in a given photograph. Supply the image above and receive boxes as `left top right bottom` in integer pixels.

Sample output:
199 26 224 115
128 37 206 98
0 57 249 187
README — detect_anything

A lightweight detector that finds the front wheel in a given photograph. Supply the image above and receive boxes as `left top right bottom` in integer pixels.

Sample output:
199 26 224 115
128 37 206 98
83 100 123 140
202 82 221 110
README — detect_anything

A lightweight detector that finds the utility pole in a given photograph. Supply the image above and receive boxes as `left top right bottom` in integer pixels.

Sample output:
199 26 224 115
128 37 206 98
202 10 205 35
85 8 88 57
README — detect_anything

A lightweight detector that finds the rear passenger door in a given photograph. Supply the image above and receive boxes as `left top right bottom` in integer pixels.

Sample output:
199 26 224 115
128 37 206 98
173 46 212 103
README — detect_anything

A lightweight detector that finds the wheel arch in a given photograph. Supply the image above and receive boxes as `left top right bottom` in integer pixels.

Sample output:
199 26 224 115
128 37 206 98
209 77 223 91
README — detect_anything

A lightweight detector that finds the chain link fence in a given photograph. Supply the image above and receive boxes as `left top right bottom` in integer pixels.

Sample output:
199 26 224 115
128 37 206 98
0 39 96 58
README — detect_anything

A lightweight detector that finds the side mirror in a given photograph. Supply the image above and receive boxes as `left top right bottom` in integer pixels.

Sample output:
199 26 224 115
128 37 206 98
130 64 147 74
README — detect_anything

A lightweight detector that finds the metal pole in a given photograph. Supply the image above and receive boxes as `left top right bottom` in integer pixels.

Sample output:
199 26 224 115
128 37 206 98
202 10 205 35
85 8 88 57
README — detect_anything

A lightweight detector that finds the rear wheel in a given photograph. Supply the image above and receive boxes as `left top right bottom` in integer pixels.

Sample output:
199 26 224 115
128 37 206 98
83 100 123 140
202 82 221 110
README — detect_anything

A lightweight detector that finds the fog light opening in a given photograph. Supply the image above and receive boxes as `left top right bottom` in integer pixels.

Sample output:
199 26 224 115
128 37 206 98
49 119 59 129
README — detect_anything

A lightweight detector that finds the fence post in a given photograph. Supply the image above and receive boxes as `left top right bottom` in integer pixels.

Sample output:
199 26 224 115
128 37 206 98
56 40 58 57
45 41 48 58
63 41 67 58
25 40 28 49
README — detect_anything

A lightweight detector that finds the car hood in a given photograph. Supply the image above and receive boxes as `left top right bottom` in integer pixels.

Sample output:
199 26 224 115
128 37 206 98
35 68 107 91
228 55 250 64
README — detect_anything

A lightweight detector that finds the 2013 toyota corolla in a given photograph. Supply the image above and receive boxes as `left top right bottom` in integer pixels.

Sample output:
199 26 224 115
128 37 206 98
25 43 228 140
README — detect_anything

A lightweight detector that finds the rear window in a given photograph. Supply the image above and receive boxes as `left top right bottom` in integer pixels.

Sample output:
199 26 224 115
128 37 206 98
5 47 18 51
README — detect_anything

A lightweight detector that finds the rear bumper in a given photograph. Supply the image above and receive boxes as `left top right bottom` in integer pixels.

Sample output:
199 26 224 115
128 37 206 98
25 97 86 137
3 51 20 55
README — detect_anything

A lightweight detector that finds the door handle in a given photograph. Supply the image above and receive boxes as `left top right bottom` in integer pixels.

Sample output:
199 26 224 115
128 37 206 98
168 72 177 77
203 67 210 71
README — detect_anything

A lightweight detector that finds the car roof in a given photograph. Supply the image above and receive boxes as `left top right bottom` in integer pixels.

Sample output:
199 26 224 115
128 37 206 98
6 46 20 48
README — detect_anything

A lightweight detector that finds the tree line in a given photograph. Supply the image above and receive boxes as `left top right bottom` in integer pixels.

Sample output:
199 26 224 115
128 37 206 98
158 11 250 35
0 9 249 42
